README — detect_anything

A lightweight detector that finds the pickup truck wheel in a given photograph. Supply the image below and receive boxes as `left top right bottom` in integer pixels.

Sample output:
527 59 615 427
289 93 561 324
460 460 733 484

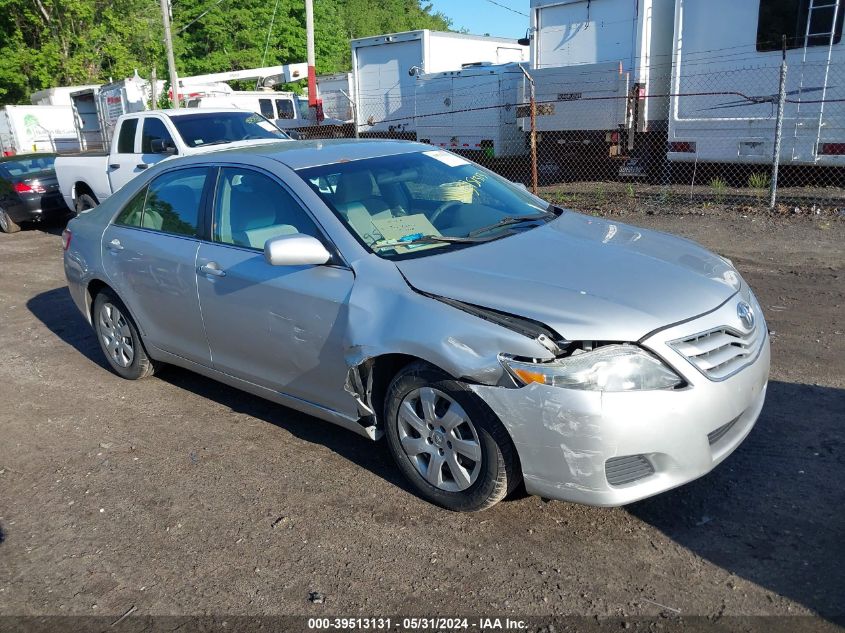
0 208 22 233
385 362 520 512
93 289 157 380
76 193 97 213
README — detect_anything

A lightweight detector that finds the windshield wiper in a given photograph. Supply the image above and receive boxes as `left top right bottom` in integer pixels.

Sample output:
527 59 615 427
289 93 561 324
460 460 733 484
466 211 558 238
372 233 497 251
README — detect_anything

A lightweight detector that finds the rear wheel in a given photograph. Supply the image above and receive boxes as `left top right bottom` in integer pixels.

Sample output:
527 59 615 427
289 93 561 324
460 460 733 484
385 362 520 512
0 208 21 233
92 289 157 380
75 193 97 213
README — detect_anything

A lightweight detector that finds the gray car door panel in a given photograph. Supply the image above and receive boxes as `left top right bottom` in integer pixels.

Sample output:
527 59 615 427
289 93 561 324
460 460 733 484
102 226 210 365
195 243 356 416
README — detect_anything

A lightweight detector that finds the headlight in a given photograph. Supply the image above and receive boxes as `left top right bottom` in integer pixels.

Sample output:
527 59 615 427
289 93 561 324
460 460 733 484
501 344 683 391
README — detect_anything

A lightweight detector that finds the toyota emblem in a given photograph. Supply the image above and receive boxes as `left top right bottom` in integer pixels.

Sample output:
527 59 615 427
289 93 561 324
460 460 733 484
737 301 755 329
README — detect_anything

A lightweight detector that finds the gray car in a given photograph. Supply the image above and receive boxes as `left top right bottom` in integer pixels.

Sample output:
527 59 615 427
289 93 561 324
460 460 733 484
62 140 770 512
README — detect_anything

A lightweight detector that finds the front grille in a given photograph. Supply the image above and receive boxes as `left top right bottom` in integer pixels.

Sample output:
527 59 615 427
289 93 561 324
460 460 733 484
670 326 761 380
708 416 740 445
605 455 654 486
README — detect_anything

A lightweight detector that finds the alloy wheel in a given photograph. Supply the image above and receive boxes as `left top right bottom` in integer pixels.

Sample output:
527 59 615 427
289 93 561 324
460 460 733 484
98 302 135 368
397 387 482 492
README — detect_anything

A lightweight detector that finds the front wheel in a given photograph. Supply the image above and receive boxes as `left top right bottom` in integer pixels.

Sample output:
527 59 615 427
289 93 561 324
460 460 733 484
384 362 520 511
92 289 157 380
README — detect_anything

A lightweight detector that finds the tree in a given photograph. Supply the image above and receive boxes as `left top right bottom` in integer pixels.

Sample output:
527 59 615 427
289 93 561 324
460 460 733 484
0 0 452 104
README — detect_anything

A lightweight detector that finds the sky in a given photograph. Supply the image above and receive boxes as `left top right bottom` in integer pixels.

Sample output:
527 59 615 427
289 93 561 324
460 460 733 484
426 0 529 39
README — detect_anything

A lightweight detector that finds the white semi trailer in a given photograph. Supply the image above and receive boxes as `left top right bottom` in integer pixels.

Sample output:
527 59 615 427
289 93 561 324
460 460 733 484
317 73 355 123
351 29 528 137
0 105 80 156
519 0 676 174
668 0 845 167
415 62 527 159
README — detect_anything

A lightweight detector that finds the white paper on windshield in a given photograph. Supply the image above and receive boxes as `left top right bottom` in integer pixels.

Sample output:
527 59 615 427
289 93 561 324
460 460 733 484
423 150 470 168
372 214 442 253
257 121 278 132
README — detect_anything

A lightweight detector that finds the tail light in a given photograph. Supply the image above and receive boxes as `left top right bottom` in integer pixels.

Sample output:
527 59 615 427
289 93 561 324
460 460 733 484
669 141 696 153
818 142 845 155
61 229 72 251
14 182 46 194
2 150 15 157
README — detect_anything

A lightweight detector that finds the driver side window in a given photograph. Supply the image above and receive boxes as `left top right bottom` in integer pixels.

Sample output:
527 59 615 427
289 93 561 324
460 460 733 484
212 168 320 250
141 118 175 153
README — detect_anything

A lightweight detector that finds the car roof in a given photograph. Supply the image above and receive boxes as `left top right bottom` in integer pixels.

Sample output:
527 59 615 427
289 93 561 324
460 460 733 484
153 107 267 117
196 139 429 170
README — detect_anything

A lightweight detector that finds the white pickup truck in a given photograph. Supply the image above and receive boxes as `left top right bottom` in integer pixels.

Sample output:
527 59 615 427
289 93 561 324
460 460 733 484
56 108 291 212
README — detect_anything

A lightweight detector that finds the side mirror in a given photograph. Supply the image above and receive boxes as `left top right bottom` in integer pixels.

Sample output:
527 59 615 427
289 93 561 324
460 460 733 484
286 129 302 140
150 138 177 155
517 37 530 46
264 234 331 266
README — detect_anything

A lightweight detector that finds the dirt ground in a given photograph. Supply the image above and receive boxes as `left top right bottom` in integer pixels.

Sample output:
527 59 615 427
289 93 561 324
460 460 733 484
0 209 842 627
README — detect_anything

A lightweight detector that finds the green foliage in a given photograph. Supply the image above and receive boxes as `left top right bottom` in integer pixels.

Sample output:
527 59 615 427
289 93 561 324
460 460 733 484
748 172 771 190
709 177 726 203
0 0 451 104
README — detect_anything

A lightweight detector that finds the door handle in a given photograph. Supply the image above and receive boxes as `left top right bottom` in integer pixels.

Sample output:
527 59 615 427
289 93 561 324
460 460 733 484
108 163 120 169
137 163 149 170
199 263 226 277
107 238 124 251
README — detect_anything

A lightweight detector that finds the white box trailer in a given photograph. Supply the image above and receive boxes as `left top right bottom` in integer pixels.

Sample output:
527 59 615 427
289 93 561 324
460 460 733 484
30 85 100 106
519 0 675 171
415 63 527 158
668 0 845 166
70 73 156 151
352 29 528 137
0 105 80 156
317 73 355 122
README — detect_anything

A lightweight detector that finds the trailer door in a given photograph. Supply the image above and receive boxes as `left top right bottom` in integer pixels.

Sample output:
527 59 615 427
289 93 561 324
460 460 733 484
355 39 420 132
415 73 454 147
535 0 638 69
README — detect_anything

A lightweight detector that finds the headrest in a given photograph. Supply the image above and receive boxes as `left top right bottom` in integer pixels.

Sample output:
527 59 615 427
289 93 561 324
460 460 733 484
335 171 375 204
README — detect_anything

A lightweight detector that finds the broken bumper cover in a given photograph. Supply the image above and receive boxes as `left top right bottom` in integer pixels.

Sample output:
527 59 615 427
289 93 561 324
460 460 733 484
469 318 771 507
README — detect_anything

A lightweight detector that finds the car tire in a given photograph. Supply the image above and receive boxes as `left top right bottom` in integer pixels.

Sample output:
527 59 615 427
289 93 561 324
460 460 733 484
384 362 520 512
0 208 21 233
76 193 97 213
92 289 157 380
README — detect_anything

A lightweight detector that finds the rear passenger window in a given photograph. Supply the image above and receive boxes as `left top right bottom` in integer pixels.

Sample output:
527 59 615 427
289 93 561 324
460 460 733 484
212 168 320 249
142 168 208 236
276 99 295 120
116 119 138 154
259 99 275 119
114 189 147 227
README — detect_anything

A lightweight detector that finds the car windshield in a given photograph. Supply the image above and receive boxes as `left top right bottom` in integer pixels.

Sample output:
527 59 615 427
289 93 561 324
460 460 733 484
297 150 553 259
0 155 56 177
170 112 288 148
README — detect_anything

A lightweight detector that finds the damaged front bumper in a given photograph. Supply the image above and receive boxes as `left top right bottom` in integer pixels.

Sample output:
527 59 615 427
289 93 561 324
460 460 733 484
469 302 771 507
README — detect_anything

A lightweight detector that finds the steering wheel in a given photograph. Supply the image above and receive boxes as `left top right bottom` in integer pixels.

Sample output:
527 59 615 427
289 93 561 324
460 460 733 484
430 200 464 227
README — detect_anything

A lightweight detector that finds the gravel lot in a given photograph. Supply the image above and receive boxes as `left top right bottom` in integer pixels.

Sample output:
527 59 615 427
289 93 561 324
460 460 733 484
0 210 842 627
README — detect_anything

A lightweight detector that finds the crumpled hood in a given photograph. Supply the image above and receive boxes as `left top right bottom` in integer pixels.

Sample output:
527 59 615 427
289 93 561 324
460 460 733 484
396 212 739 342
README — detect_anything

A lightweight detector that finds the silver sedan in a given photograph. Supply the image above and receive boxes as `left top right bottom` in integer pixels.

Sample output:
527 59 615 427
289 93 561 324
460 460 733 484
62 140 770 511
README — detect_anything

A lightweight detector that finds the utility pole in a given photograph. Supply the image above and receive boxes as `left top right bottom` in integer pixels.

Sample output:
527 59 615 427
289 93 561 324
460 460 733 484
305 0 323 123
160 0 180 109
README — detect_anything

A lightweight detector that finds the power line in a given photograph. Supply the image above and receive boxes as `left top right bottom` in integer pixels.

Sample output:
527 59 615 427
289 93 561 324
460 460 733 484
483 0 528 18
177 0 228 34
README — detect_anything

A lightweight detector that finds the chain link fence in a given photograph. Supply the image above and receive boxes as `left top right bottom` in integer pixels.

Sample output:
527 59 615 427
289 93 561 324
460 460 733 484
301 56 845 220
